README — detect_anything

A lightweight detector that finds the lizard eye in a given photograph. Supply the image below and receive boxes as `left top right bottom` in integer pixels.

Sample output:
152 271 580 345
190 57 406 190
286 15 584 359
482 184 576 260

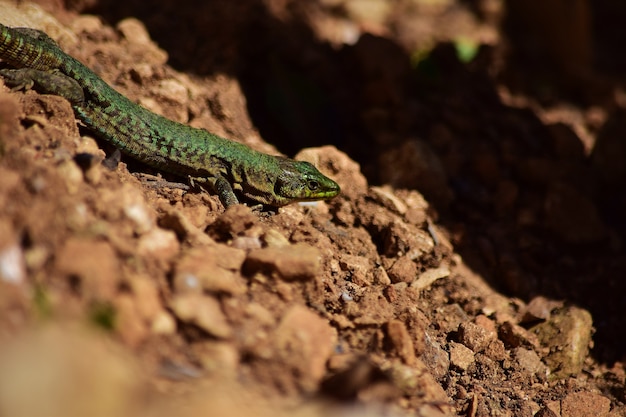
307 179 320 191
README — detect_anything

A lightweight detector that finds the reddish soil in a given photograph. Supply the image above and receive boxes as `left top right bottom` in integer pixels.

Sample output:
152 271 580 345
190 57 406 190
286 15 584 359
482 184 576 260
0 1 625 416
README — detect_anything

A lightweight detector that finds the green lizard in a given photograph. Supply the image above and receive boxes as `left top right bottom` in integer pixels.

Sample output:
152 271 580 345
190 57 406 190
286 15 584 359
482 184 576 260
0 23 340 208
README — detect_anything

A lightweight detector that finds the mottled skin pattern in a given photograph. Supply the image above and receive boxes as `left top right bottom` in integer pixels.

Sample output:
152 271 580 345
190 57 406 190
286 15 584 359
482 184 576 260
0 23 340 208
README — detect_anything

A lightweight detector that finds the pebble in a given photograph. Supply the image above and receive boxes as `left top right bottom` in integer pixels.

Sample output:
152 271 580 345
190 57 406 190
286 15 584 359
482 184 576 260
114 294 148 347
0 242 26 285
173 246 246 295
151 310 176 335
561 391 611 417
411 266 450 290
244 243 321 281
520 296 564 323
511 347 547 380
458 321 496 353
531 306 593 378
421 332 450 380
449 341 475 372
170 294 232 339
137 228 180 262
498 321 540 350
385 320 415 365
54 238 120 300
274 305 337 392
385 256 417 284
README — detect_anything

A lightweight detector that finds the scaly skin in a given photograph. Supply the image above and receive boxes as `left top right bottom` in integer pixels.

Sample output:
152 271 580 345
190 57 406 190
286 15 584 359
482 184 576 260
0 23 340 208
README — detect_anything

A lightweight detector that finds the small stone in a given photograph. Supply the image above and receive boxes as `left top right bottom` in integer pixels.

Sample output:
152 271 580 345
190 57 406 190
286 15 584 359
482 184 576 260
386 256 417 284
117 18 151 44
421 332 450 380
123 201 155 235
511 347 547 380
339 254 374 286
381 220 434 259
210 205 262 240
55 238 120 300
194 341 239 375
484 339 507 362
385 320 415 365
137 228 180 262
263 229 290 248
114 294 148 347
150 311 176 335
411 266 450 290
561 391 611 417
434 303 469 334
369 186 408 215
56 159 83 194
449 342 475 371
274 305 337 392
127 275 162 322
458 321 496 353
173 246 246 295
0 242 25 285
244 243 321 281
531 306 593 378
520 296 564 323
499 321 540 349
170 294 232 339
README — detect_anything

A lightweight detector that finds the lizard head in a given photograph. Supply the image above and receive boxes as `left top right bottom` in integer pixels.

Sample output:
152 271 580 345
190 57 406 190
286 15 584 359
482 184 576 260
271 158 340 206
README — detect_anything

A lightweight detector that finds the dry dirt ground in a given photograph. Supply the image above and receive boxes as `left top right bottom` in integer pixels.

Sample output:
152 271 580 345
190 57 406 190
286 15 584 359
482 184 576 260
0 1 625 416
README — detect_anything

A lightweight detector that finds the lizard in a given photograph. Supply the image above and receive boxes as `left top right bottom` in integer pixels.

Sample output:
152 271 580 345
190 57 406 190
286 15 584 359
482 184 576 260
0 23 340 209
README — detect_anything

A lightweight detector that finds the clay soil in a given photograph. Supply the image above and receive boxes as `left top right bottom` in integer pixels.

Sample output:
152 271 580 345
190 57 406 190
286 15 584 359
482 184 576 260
0 1 625 416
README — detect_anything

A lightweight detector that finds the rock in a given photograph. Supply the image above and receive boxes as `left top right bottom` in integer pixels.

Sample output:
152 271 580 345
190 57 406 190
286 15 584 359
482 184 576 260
520 296 564 323
274 305 337 392
114 294 148 347
210 205 263 241
380 220 434 259
173 246 246 295
170 294 232 339
483 339 507 362
150 311 176 335
421 332 450 380
411 266 450 290
449 341 475 372
385 256 417 284
561 391 611 417
498 321 540 350
458 321 497 353
127 274 163 322
193 341 239 375
531 306 593 378
137 228 180 262
244 243 321 281
0 223 26 285
511 347 547 380
385 320 416 365
339 254 374 286
54 238 120 300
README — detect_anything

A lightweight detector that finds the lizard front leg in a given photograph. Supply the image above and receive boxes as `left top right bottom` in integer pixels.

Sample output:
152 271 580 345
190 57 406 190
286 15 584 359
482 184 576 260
192 175 240 208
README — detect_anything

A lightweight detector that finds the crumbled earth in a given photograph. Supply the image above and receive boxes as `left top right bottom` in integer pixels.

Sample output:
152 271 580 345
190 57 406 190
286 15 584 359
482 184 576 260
0 1 625 416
